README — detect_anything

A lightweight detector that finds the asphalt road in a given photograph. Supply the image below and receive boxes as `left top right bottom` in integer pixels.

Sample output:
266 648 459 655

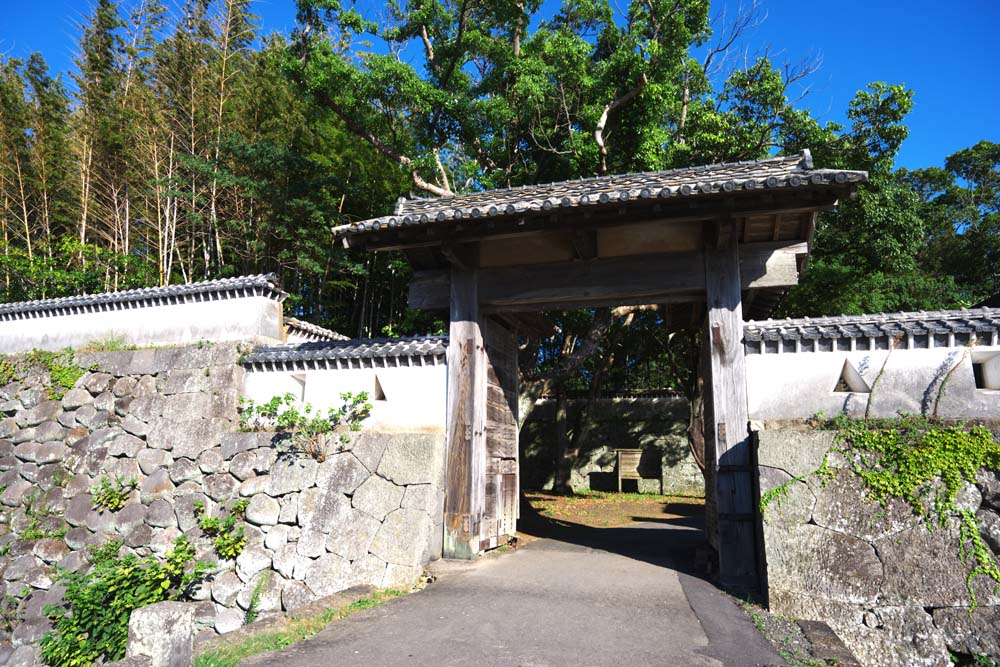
244 511 784 667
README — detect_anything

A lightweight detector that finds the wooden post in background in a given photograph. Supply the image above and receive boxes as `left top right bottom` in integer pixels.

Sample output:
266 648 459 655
443 263 486 559
703 218 758 590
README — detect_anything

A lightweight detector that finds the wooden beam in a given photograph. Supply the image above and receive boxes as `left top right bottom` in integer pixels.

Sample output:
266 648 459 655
409 242 806 312
703 220 757 590
443 264 486 560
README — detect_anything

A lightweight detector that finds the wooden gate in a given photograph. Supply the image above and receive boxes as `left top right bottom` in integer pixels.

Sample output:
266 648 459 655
482 317 519 549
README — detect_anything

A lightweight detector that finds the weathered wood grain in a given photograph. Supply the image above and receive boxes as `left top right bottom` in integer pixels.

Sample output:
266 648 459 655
409 242 804 311
704 221 758 590
443 265 486 560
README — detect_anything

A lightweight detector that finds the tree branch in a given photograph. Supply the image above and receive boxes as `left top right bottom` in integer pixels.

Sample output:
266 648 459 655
594 73 648 175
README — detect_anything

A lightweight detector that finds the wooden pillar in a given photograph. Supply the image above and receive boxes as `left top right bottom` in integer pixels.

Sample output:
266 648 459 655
443 264 486 559
704 219 758 590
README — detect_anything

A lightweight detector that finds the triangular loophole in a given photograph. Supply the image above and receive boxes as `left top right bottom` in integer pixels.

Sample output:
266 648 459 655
373 374 387 401
833 360 870 393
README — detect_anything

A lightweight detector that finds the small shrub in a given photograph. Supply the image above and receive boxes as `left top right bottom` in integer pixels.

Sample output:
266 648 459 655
244 571 270 625
239 391 372 461
40 537 210 667
91 477 137 512
194 499 249 560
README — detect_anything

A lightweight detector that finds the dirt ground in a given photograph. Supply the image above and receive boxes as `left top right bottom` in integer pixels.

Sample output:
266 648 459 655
522 490 704 530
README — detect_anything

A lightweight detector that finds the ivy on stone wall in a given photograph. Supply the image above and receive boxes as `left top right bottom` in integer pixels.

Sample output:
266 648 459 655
832 416 1000 608
761 416 1000 610
0 349 91 400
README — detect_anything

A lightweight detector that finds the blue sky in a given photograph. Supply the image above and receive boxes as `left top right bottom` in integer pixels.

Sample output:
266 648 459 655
1 0 997 170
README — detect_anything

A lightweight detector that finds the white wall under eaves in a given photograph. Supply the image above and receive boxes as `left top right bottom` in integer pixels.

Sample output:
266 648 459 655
747 345 1000 420
0 296 284 354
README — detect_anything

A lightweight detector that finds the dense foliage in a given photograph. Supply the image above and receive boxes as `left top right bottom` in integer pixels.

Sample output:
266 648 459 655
40 537 209 666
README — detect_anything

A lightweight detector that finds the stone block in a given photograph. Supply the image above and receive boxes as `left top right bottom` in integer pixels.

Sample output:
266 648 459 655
11 426 35 444
149 527 183 558
125 523 154 549
155 368 202 395
13 441 38 463
0 418 17 438
382 563 421 589
810 471 923 542
377 434 443 486
61 388 93 410
1 480 31 507
264 524 291 550
369 508 433 567
110 434 146 458
281 579 313 611
125 601 195 667
237 476 269 497
271 543 299 579
757 430 837 478
268 457 318 496
146 499 177 528
32 539 69 564
246 494 280 526
401 484 437 513
34 441 69 464
115 396 133 417
214 605 244 634
235 545 271 580
114 503 148 533
136 449 173 475
174 493 208 532
236 571 283 613
353 554 388 588
204 473 239 502
121 414 149 437
167 457 199 484
6 644 40 667
147 418 227 458
932 606 1000 658
83 372 114 394
58 410 78 428
304 553 353 597
129 396 161 422
197 448 225 474
352 475 404 521
764 522 883 605
210 570 243 606
326 509 381 562
162 393 210 422
34 420 67 443
876 520 1000 607
93 391 116 413
220 431 276 459
63 526 95 551
316 452 369 495
977 469 1000 512
113 376 138 397
348 432 390 472
21 400 62 427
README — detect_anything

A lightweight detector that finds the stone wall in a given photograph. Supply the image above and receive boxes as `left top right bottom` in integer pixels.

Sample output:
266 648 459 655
520 397 702 497
0 344 445 667
757 429 1000 667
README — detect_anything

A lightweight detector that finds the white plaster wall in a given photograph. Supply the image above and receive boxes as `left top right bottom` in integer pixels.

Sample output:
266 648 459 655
0 297 284 354
242 364 447 432
747 345 1000 420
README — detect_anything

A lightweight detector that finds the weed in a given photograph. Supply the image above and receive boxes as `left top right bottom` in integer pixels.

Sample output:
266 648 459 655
91 477 137 512
194 499 249 560
194 589 407 667
239 392 371 462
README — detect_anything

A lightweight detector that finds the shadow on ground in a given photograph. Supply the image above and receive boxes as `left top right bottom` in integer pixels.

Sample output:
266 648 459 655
515 492 711 579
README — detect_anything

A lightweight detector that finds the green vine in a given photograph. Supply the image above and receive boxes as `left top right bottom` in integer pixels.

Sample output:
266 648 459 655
194 499 249 560
760 454 835 519
826 415 1000 610
0 349 91 399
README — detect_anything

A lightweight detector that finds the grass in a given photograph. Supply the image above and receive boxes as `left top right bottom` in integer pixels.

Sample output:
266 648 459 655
194 589 407 667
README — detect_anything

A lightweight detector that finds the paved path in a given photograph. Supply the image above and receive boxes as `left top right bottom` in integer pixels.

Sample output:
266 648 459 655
246 511 784 667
